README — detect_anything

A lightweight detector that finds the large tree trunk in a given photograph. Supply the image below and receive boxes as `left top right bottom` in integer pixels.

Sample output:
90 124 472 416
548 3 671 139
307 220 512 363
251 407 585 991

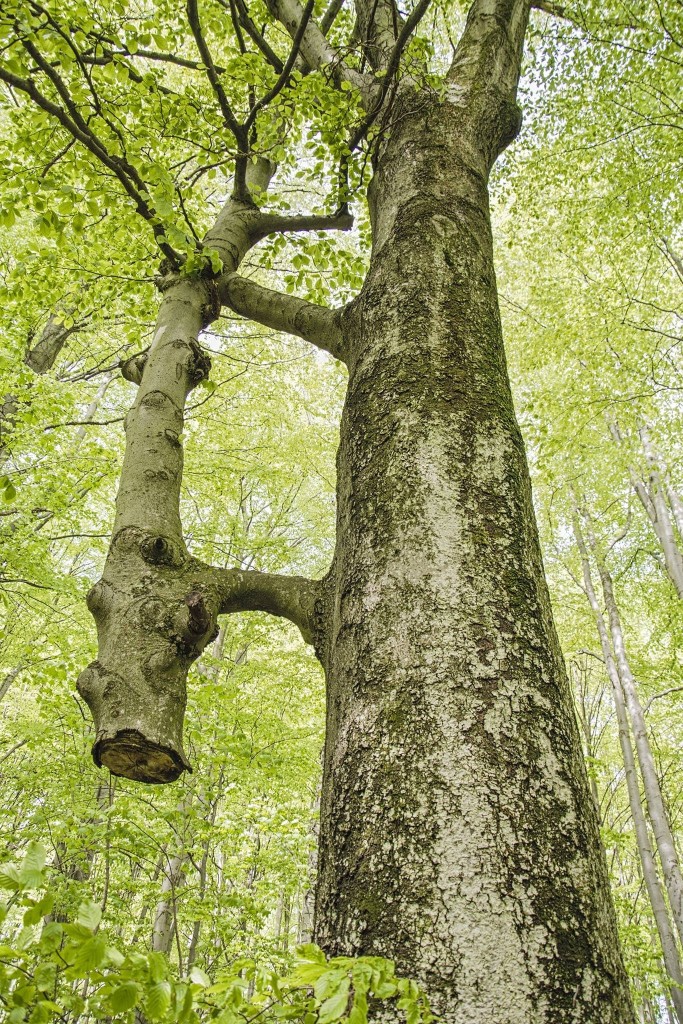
311 6 634 1015
60 0 636 1016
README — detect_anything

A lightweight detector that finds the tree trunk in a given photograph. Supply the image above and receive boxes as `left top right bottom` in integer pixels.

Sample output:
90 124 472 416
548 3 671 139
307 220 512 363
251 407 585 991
0 665 22 703
66 0 635 1016
152 847 187 958
637 426 683 598
573 516 683 1022
583 515 683 950
607 420 683 599
311 3 634 1016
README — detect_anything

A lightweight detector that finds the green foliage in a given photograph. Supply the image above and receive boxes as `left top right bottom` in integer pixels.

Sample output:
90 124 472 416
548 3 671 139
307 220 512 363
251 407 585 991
0 846 434 1024
0 0 681 1019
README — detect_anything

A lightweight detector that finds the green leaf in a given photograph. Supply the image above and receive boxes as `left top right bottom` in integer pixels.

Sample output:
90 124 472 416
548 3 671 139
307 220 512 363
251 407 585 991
318 979 350 1024
148 951 168 983
38 922 63 953
313 969 347 1001
109 981 141 1013
69 933 107 973
33 962 58 992
0 864 23 889
189 966 210 987
19 843 45 886
145 980 172 1020
76 900 102 932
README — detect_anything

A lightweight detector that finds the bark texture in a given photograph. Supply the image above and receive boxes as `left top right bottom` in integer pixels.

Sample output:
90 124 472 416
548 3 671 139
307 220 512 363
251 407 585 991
310 1 635 1019
68 0 636 1017
77 162 326 782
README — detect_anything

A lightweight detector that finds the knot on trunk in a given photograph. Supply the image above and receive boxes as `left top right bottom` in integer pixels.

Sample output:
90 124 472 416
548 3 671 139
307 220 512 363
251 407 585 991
140 534 185 567
120 349 149 386
185 591 212 637
171 591 218 657
86 579 113 619
491 98 523 161
200 280 221 328
187 340 212 389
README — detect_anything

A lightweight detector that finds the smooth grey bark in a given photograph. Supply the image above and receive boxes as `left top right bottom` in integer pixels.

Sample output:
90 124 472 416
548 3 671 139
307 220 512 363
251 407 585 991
76 160 337 782
608 420 683 599
151 795 194 959
573 516 683 1022
0 304 85 466
639 424 683 573
582 512 683 950
0 665 22 703
152 846 188 957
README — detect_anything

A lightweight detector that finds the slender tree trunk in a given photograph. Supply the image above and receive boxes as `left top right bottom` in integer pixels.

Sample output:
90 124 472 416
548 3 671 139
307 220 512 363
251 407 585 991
152 847 187 958
0 665 22 703
74 375 114 444
151 794 194 962
573 517 683 1022
638 426 683 598
582 513 683 949
640 424 683 545
311 1 634 1017
570 659 603 813
608 421 683 599
0 300 87 466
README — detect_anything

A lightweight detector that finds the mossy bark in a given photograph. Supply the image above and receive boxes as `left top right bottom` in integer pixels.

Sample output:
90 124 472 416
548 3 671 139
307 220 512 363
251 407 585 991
311 20 635 1020
74 0 635 1016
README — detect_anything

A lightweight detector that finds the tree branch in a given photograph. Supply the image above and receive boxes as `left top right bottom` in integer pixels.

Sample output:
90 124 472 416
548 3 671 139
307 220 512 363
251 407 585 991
348 0 431 151
221 274 346 359
265 0 370 95
244 0 316 133
186 0 247 149
320 0 345 36
253 208 354 238
530 0 570 18
445 0 531 161
448 0 531 99
215 568 322 644
0 65 181 264
223 0 285 72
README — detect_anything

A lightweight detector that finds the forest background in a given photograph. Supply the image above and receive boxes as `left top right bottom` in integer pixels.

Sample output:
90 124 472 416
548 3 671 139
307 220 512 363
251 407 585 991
0 0 681 1021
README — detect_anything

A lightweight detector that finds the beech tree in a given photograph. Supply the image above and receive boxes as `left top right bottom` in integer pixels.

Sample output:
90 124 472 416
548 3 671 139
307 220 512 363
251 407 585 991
0 0 643 1019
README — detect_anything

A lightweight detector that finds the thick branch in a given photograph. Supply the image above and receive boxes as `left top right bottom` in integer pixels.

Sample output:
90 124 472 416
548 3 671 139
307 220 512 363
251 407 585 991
253 209 354 238
448 0 530 101
266 0 370 95
221 274 346 360
216 568 321 644
348 0 431 151
445 0 531 161
320 0 345 36
531 0 569 18
354 0 402 71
